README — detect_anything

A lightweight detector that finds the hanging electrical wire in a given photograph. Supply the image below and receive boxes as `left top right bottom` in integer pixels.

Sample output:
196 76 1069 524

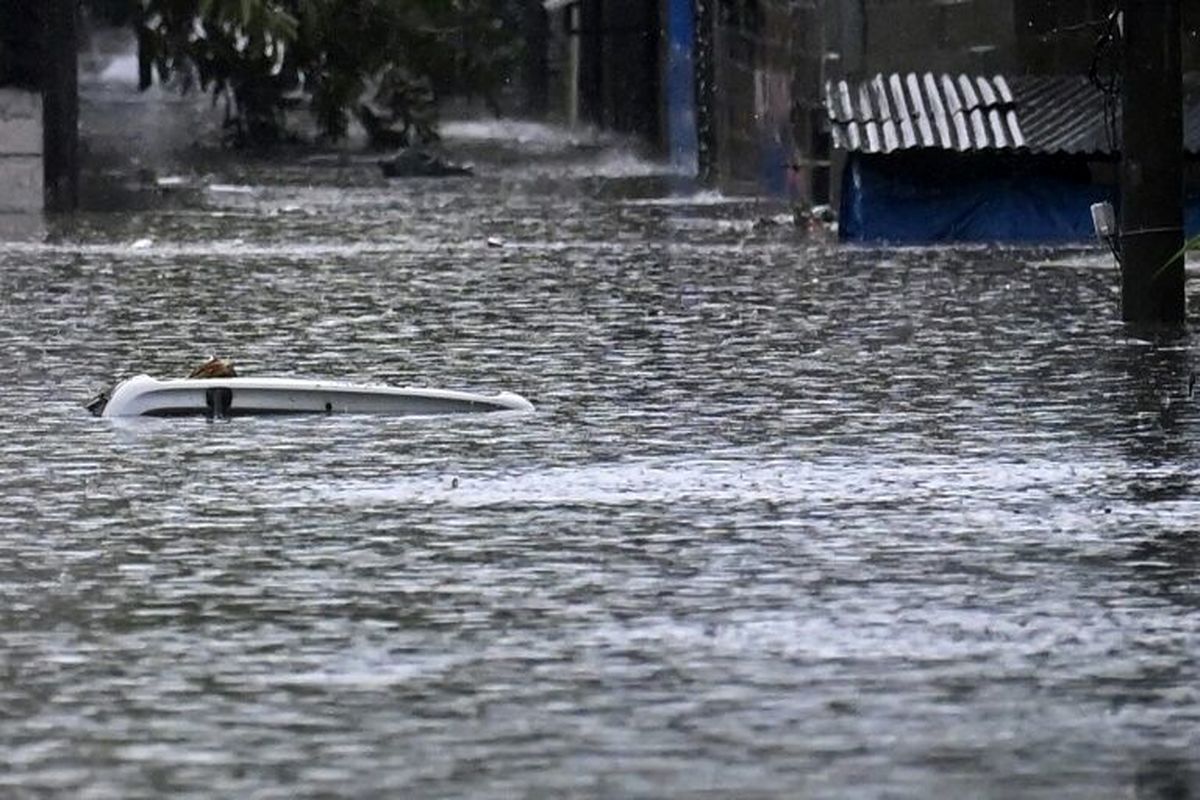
1087 5 1123 152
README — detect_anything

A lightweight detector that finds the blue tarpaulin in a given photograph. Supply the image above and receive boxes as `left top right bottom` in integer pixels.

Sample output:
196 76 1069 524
840 153 1200 244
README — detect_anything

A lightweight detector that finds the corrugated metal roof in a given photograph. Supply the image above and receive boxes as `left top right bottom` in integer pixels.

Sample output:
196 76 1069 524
826 73 1023 153
826 72 1200 156
1003 75 1113 154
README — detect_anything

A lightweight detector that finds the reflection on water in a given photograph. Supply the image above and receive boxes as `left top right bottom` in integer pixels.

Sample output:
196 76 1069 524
2 116 1200 798
1135 757 1193 800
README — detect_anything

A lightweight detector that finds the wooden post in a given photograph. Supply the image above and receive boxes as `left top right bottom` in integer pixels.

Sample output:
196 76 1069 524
43 0 78 213
1119 0 1184 323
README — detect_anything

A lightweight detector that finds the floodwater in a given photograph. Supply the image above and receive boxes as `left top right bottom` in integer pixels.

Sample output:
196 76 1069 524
3 90 1200 799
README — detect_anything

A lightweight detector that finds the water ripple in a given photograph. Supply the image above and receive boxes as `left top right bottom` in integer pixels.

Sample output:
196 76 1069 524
2 122 1200 798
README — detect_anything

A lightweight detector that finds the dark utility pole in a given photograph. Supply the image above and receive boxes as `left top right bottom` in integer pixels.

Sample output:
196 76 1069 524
1119 0 1184 324
577 0 603 126
521 0 548 116
43 0 79 212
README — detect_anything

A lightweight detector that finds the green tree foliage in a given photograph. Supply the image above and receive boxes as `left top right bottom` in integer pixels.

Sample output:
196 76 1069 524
133 0 521 145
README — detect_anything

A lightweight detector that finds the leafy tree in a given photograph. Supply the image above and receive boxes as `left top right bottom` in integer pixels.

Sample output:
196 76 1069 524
129 0 522 145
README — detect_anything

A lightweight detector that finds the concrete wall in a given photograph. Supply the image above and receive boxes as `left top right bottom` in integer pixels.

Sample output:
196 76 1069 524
831 0 1017 78
702 0 822 197
0 89 43 213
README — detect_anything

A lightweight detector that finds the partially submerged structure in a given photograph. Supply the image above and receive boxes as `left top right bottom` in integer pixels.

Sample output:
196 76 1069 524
542 0 820 197
543 0 666 145
819 1 1200 243
695 0 822 196
534 1 1200 243
0 3 44 218
826 72 1200 243
829 73 1187 243
0 0 78 214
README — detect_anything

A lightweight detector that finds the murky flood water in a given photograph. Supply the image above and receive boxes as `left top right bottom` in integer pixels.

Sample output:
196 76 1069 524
3 100 1200 798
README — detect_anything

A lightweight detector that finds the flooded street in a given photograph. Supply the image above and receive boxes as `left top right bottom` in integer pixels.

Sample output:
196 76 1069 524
3 88 1200 797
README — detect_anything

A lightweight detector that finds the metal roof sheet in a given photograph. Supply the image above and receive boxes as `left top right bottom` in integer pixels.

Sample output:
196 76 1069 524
1005 75 1114 154
826 72 1200 156
826 73 1023 153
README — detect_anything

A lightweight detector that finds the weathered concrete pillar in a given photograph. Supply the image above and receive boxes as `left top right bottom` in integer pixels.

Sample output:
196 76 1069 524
43 0 79 212
1120 0 1184 323
0 89 44 213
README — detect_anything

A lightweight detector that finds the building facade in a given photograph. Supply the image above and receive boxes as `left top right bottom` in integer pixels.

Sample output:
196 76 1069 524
698 0 822 197
0 0 78 214
541 0 1200 210
543 0 663 141
823 1 1200 242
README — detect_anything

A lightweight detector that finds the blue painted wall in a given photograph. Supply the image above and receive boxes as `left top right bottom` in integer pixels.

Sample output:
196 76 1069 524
665 0 699 174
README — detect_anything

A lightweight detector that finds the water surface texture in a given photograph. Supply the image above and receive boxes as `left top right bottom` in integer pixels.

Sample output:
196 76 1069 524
3 115 1200 799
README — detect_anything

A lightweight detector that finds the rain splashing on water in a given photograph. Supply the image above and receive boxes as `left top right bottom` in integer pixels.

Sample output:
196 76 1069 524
2 61 1200 800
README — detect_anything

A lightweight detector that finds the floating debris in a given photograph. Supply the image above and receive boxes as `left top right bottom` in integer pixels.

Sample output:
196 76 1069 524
379 149 473 178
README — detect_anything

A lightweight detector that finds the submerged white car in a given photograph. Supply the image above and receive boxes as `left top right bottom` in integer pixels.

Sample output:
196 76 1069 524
87 374 534 419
